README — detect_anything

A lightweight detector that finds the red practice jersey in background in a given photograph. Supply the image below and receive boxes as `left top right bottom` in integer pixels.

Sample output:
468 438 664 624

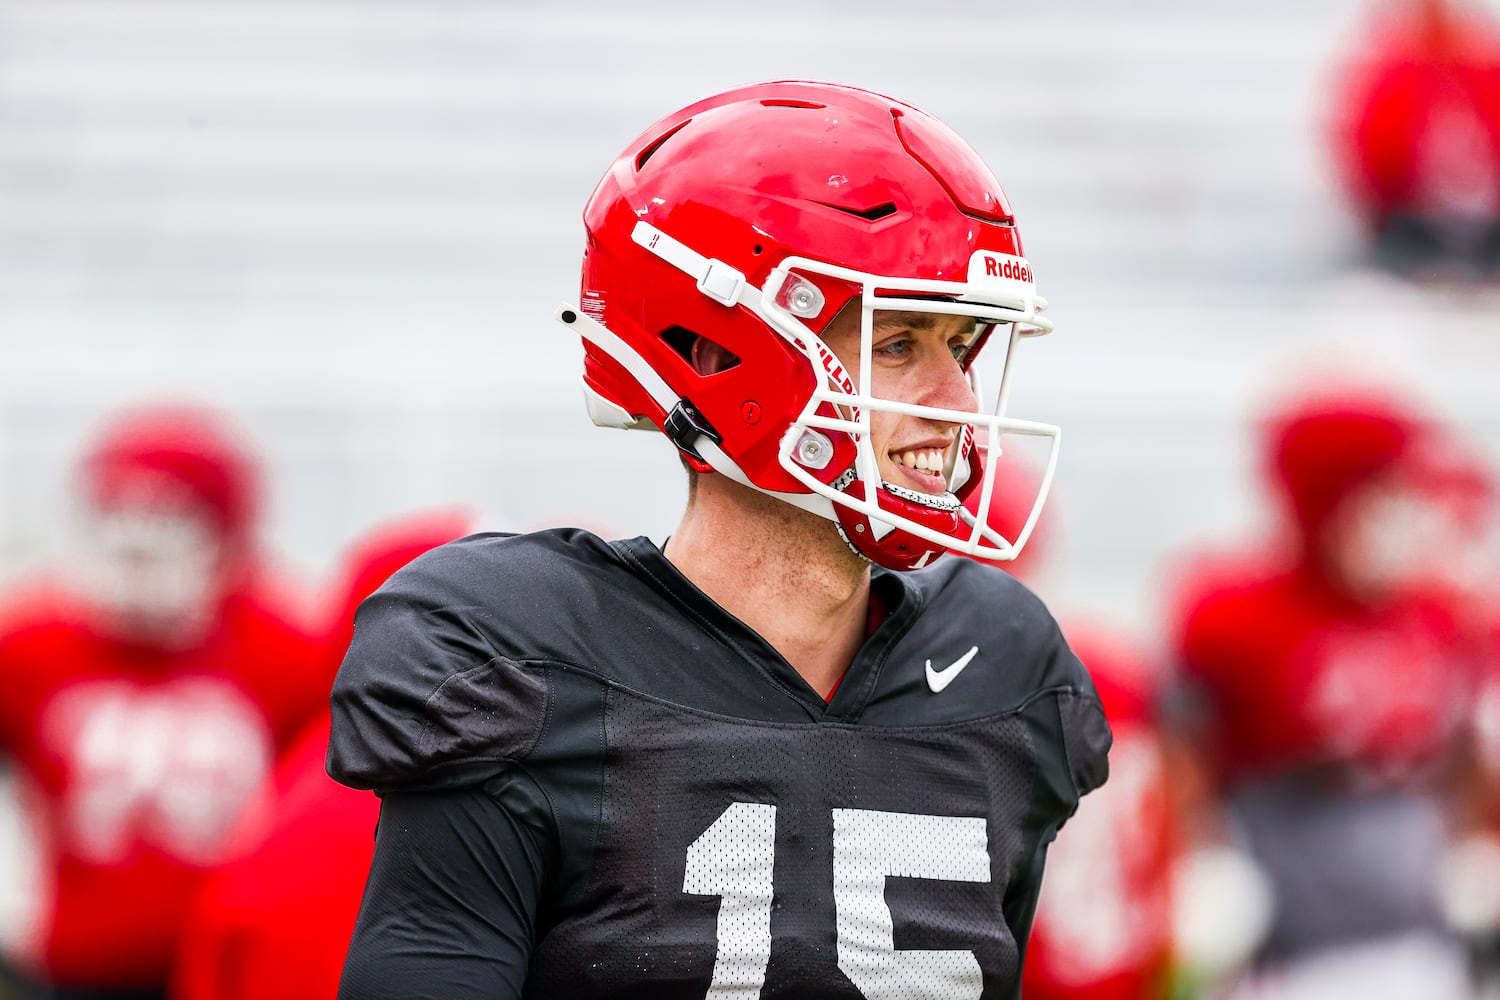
0 578 325 990
169 507 477 1000
1022 627 1176 1000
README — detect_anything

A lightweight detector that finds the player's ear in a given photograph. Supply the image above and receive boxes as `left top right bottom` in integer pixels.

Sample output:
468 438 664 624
689 335 739 376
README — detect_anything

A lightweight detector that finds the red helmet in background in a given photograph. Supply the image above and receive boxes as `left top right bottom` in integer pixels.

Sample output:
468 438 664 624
557 80 1059 569
1261 380 1494 601
67 403 264 647
81 403 259 554
1329 0 1500 228
1263 387 1422 539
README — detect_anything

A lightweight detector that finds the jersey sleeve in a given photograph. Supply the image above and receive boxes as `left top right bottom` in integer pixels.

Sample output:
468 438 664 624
1019 606 1113 829
325 545 548 792
1004 568 1113 806
338 771 555 1000
1027 634 1111 835
997 631 1113 980
938 560 1113 812
1058 681 1111 801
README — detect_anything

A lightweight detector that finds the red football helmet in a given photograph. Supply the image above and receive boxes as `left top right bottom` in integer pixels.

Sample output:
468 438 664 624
68 403 262 646
557 80 1059 569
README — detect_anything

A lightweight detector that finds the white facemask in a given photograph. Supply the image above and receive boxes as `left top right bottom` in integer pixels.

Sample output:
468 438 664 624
1327 476 1464 603
68 505 225 648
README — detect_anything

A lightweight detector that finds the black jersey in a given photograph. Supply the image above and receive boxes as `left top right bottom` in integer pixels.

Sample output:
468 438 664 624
327 529 1110 1000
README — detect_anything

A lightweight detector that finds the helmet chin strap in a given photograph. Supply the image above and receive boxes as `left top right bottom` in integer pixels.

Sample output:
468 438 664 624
882 480 962 512
830 465 961 542
833 521 876 566
556 302 847 526
827 462 970 570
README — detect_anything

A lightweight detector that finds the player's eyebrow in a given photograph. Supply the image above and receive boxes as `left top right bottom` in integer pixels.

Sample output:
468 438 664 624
873 311 934 331
873 311 977 335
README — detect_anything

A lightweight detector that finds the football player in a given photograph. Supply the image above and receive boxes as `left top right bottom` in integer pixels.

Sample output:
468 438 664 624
0 403 327 999
327 80 1112 999
960 451 1179 1000
1166 381 1494 1000
171 508 479 1000
1326 0 1500 277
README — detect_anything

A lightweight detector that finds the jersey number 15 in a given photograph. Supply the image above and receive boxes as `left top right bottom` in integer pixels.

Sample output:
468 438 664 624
684 802 992 1000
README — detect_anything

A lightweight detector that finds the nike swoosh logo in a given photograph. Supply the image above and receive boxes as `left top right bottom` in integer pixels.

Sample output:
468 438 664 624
925 646 980 693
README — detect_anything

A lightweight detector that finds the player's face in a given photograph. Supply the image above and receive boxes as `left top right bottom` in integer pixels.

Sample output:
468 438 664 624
819 306 980 497
72 473 228 647
1325 470 1488 604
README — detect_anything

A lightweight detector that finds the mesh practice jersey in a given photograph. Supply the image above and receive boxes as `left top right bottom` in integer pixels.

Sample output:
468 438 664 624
327 529 1111 999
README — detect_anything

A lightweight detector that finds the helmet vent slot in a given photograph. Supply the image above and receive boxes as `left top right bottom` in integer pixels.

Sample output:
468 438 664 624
813 200 898 222
661 326 741 374
760 99 826 109
636 119 692 171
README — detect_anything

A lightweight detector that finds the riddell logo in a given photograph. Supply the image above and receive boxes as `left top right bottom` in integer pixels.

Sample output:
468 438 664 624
978 254 1032 283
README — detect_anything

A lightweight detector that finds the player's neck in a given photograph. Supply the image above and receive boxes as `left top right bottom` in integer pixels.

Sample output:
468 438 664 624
664 476 870 700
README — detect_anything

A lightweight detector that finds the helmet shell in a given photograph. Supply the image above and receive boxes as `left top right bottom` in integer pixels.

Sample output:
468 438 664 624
578 80 1024 495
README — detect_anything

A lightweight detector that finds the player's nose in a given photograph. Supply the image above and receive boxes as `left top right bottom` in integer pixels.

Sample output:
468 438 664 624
921 352 978 419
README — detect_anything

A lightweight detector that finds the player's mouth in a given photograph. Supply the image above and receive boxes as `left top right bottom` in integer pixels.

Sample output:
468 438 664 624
890 447 949 494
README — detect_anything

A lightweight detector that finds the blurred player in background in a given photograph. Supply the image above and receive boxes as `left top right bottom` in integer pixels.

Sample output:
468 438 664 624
0 403 327 1000
1327 0 1500 279
1164 379 1500 1000
170 507 477 1000
1023 631 1177 1000
962 456 1179 1000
